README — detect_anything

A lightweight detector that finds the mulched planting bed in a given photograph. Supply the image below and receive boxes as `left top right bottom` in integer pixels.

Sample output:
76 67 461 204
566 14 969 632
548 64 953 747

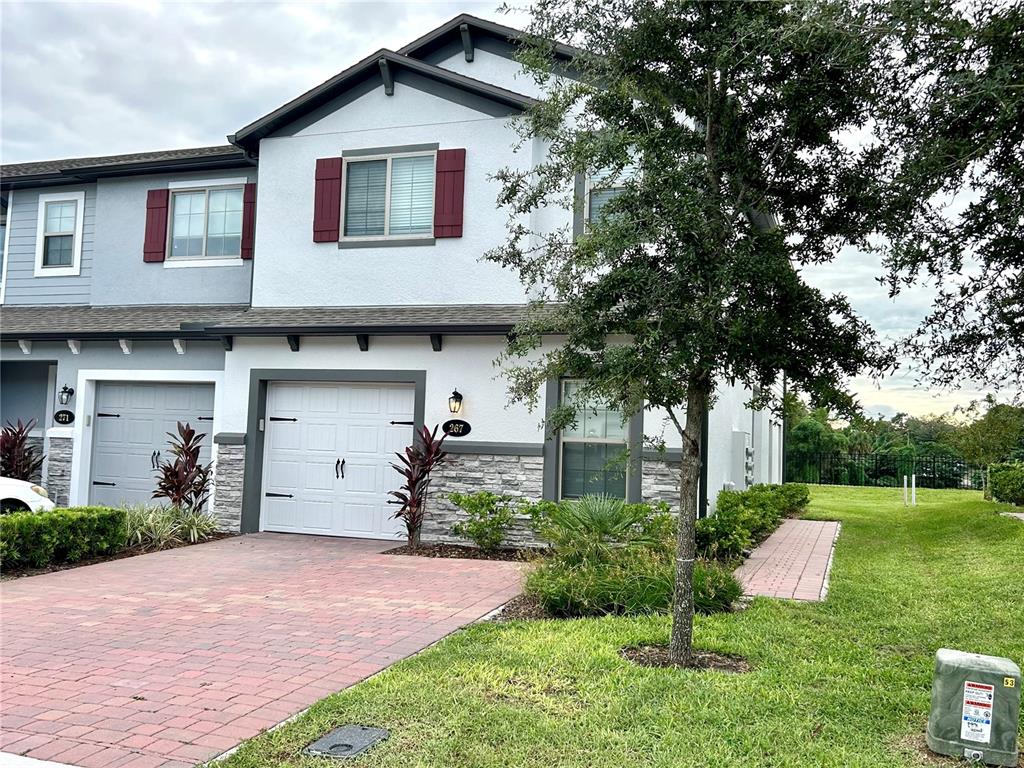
620 644 751 673
384 542 531 562
490 593 551 621
0 532 236 581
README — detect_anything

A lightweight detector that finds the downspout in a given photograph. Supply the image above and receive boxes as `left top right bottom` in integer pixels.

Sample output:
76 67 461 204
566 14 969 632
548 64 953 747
699 405 709 518
781 374 788 484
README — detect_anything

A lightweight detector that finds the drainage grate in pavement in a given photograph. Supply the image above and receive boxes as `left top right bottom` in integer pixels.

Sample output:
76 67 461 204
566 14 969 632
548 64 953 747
305 725 390 759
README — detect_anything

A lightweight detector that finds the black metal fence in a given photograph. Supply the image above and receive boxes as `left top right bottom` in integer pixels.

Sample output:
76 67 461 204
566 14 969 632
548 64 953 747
785 453 985 490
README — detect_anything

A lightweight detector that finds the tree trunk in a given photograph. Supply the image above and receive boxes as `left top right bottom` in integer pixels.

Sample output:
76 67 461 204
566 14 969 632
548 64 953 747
668 377 710 666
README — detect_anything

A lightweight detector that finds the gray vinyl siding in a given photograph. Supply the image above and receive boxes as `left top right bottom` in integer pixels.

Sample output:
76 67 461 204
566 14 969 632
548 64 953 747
3 185 96 305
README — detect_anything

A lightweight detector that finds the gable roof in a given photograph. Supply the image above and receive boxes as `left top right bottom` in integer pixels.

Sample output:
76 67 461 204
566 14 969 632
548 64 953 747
230 49 537 152
0 145 251 191
398 13 583 63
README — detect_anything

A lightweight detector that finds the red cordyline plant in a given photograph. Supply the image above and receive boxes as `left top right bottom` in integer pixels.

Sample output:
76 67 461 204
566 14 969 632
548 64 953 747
1 419 44 481
153 422 213 512
388 425 449 547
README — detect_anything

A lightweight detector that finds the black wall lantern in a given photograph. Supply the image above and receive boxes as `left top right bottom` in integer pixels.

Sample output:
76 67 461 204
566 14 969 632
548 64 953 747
448 389 464 414
58 385 75 405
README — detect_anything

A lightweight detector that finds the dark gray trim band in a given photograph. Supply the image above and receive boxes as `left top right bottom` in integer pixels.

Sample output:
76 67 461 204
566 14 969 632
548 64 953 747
444 440 544 456
240 369 426 534
642 448 683 462
338 237 435 250
214 432 246 445
343 143 439 157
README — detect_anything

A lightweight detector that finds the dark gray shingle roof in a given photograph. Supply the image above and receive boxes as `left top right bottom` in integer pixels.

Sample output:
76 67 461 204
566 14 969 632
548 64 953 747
0 304 248 338
207 304 532 333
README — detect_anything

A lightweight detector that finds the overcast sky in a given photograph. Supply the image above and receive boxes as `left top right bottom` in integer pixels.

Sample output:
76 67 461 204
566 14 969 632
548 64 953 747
0 1 994 419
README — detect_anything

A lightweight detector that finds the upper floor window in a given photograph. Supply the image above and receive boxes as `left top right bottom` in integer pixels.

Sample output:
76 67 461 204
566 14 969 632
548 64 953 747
170 186 243 259
34 191 85 277
343 151 434 240
585 163 637 230
559 380 628 500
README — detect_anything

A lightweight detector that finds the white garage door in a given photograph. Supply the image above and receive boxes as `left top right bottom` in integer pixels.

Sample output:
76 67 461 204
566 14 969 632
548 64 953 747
261 382 415 539
90 382 214 507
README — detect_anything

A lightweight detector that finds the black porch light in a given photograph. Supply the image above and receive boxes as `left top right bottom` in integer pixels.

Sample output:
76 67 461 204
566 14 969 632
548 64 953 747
448 389 464 414
58 385 75 405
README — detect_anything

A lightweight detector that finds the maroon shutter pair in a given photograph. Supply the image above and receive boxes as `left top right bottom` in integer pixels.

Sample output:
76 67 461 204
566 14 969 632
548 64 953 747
143 184 256 262
312 149 466 241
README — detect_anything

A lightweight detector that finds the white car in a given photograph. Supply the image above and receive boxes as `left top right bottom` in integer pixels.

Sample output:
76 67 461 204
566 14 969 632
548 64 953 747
0 477 56 513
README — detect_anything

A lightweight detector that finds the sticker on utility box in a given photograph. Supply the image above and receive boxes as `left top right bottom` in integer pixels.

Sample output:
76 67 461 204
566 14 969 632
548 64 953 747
961 680 995 743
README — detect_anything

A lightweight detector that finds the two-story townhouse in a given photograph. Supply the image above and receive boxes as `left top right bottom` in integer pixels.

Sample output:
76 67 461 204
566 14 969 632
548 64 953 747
0 14 784 540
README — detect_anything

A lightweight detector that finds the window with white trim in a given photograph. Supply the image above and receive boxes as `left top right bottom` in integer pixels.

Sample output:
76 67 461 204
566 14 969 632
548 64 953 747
559 380 628 499
170 186 243 259
34 191 85 277
342 151 435 239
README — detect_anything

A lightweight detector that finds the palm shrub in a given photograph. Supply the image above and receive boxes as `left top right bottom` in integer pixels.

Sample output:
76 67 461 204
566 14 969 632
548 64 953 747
389 425 448 546
1 419 44 482
449 491 515 552
153 422 213 512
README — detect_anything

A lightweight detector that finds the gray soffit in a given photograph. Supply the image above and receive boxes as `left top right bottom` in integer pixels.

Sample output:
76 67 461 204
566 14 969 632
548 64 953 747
398 13 584 63
0 146 252 191
229 49 537 151
204 304 544 336
0 304 249 341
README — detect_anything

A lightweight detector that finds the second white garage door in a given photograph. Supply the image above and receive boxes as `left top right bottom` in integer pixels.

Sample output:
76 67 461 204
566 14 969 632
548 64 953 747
261 381 415 539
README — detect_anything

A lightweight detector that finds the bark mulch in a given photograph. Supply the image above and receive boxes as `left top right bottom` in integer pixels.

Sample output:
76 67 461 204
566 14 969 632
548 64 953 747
0 533 236 581
620 644 751 673
384 542 530 562
489 593 551 621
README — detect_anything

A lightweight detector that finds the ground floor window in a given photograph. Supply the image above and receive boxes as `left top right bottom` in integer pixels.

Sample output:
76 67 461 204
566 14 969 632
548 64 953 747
558 380 628 499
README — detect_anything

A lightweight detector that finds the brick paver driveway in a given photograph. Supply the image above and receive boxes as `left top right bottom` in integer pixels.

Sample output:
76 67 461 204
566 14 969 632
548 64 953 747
0 534 522 767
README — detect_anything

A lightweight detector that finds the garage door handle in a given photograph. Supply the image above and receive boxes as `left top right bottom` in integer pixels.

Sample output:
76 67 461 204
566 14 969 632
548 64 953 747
337 459 345 479
92 481 117 487
265 492 293 498
151 451 157 469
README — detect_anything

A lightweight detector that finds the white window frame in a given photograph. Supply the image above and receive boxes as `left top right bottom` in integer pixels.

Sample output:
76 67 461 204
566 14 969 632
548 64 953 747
34 191 85 277
339 149 437 242
166 181 246 264
557 379 630 501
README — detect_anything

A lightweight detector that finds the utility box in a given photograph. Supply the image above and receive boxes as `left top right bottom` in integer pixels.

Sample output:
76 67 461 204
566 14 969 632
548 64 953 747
926 648 1021 766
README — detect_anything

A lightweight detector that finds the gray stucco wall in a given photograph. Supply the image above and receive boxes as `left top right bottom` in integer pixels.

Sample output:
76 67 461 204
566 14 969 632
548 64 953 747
0 360 50 428
3 185 96 305
89 169 255 306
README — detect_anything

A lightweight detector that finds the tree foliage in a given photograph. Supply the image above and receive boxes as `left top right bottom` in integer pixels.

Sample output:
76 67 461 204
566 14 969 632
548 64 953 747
488 0 903 664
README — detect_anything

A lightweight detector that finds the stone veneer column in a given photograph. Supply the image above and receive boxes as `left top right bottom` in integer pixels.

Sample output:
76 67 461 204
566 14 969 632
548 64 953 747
424 452 545 547
212 444 245 532
45 436 74 507
641 456 681 512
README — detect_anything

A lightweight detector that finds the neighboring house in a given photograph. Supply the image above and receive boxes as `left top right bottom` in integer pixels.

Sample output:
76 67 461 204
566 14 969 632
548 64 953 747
0 14 783 542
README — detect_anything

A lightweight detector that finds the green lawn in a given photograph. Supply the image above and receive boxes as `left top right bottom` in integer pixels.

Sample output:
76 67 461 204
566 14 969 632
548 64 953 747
216 487 1023 768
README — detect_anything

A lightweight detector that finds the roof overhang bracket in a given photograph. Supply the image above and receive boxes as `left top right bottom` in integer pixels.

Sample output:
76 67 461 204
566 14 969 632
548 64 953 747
460 23 474 62
67 339 81 355
17 339 31 355
356 334 370 352
379 58 394 96
430 333 443 352
287 335 301 352
220 335 233 351
118 338 132 355
172 338 186 355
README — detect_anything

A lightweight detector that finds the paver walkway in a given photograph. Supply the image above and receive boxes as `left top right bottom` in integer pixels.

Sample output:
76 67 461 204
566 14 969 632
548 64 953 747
734 519 840 601
0 534 522 768
1002 512 1024 522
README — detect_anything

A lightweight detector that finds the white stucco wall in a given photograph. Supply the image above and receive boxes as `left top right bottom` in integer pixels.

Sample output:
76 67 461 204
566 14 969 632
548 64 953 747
249 77 565 308
435 48 550 99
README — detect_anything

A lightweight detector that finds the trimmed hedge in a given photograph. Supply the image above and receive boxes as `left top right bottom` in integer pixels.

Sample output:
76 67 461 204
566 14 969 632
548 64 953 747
696 483 810 561
0 507 126 569
989 463 1024 506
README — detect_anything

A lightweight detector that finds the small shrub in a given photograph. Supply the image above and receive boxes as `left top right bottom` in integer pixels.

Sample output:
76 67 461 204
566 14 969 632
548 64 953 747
0 507 125 569
526 552 739 617
124 504 219 550
449 491 515 551
697 483 806 561
777 483 811 516
990 463 1024 506
0 419 44 482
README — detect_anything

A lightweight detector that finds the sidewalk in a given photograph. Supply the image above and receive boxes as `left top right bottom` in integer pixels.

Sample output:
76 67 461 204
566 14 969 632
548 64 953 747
734 519 841 601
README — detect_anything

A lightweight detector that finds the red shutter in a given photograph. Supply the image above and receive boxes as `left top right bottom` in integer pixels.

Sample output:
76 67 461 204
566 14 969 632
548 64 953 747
240 183 256 259
434 148 466 238
143 189 170 262
313 157 343 242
